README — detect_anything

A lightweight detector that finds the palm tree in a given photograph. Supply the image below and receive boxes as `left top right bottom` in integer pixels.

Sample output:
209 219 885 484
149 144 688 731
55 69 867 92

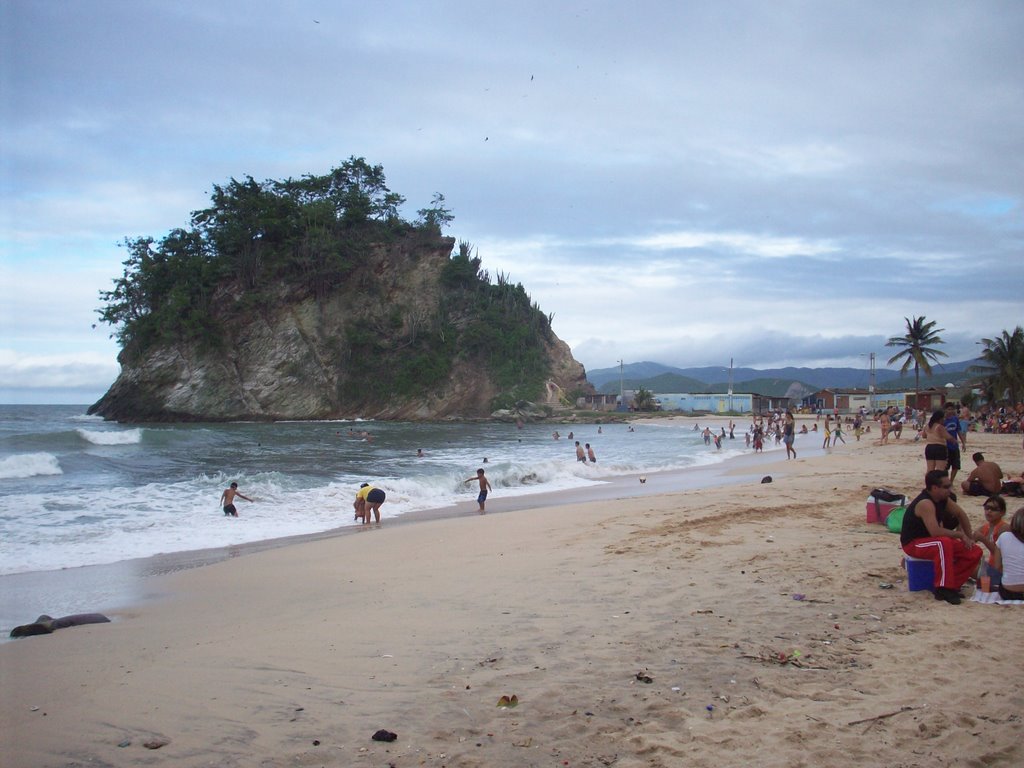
885 316 947 408
969 326 1024 405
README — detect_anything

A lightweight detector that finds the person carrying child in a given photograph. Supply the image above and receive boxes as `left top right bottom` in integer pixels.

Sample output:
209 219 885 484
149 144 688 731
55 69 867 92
354 482 387 524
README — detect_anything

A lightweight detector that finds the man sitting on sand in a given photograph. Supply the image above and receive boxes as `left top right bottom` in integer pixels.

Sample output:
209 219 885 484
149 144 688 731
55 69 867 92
961 452 1004 496
901 470 983 605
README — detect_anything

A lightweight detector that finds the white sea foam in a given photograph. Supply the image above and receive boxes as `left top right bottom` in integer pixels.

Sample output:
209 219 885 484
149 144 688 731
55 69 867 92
76 428 143 445
0 453 63 480
0 409 797 576
0 467 595 573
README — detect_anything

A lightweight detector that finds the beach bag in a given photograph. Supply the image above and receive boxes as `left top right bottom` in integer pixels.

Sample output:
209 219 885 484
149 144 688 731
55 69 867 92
886 506 906 533
870 488 904 503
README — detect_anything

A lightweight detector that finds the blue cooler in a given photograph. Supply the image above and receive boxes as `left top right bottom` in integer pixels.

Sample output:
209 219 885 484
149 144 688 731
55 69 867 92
905 556 935 591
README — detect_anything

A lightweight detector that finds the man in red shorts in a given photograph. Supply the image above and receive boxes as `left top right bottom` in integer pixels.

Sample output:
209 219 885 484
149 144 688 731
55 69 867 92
901 470 982 604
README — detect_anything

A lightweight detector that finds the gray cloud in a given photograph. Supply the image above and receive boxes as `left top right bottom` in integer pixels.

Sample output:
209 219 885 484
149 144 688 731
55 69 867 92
2 1 1021 400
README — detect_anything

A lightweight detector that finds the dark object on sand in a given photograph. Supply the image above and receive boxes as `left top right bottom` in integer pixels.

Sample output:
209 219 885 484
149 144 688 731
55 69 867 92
9 613 111 638
870 487 904 503
372 729 398 742
761 476 773 484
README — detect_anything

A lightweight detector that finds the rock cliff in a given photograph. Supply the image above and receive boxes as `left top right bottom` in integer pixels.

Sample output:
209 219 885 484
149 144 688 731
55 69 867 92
90 232 589 422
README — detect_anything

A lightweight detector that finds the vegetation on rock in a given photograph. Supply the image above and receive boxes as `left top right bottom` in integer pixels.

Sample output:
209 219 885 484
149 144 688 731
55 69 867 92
94 159 570 418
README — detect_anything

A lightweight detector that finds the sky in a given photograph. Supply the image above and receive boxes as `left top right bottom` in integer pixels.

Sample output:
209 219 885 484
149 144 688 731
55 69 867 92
2 1 1022 404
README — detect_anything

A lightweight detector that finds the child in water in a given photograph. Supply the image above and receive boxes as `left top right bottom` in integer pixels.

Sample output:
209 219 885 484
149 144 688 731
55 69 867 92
464 468 493 512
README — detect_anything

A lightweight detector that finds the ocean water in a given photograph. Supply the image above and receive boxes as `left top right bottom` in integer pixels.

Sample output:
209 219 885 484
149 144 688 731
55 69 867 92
0 405 770 576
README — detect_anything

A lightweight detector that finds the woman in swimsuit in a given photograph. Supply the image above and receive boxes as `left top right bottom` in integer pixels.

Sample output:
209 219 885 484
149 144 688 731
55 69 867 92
923 408 953 473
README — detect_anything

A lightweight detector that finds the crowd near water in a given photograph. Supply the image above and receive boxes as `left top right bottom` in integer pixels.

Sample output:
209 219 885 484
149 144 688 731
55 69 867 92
0 405 782 577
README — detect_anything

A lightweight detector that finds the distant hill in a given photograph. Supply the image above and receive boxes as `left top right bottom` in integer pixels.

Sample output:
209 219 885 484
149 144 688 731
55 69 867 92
588 359 983 397
597 372 709 394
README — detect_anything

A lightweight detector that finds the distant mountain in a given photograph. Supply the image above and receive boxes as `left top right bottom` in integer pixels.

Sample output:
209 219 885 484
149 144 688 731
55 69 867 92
587 359 983 395
596 372 709 394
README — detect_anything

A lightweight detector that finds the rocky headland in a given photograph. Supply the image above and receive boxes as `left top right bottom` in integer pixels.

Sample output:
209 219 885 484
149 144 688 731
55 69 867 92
89 161 589 422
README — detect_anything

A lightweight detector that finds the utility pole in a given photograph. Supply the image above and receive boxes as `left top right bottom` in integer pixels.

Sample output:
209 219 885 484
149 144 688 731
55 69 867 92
618 359 624 410
728 357 734 413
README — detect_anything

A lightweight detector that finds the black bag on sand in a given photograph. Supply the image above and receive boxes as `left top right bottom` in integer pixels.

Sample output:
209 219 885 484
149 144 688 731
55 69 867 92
870 488 904 503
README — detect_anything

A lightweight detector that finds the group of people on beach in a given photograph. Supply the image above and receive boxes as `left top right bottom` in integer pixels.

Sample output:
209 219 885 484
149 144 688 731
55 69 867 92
898 398 1024 604
900 469 1024 604
737 412 798 456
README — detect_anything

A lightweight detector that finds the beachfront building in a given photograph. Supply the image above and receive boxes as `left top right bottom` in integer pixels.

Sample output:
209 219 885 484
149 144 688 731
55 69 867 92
578 391 793 414
656 392 750 414
575 393 621 412
806 387 947 414
650 392 790 415
805 388 873 414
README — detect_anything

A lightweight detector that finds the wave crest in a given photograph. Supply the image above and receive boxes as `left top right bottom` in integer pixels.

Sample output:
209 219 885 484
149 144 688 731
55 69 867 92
76 428 143 446
0 452 63 479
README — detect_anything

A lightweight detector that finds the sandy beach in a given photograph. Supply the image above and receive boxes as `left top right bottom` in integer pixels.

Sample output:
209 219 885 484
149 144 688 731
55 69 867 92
2 422 1022 767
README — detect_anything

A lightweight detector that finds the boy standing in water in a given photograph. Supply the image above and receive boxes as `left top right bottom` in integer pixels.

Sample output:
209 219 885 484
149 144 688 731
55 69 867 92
220 482 253 517
464 468 493 513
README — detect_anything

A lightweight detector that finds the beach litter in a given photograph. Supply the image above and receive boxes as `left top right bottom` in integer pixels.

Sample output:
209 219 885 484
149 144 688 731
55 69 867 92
496 695 519 708
742 647 824 668
372 729 398 742
635 671 654 684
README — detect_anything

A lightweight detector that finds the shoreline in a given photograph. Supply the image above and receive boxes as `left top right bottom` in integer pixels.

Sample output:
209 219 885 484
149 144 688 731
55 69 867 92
0 433 816 636
3 431 1022 766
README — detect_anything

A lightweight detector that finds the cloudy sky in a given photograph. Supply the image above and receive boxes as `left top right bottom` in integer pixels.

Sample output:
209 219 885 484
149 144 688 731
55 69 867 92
2 1 1022 403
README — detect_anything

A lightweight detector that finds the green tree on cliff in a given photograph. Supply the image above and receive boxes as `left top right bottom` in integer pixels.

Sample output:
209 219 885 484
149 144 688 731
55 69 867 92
96 160 560 413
